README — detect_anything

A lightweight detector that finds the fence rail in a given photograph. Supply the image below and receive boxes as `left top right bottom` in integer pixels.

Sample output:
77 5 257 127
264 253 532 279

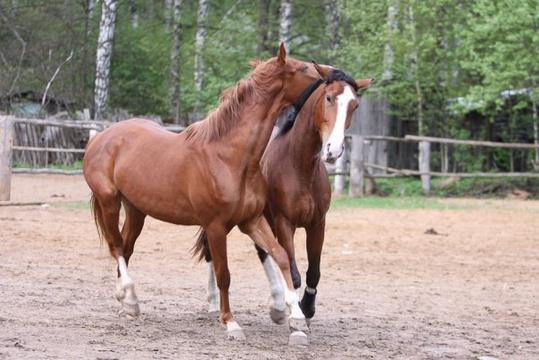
1 115 538 201
0 116 185 200
334 135 539 196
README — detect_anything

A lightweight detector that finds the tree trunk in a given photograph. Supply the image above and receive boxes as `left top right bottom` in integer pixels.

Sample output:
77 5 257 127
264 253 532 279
129 0 138 29
408 3 424 136
279 0 292 50
382 0 399 82
324 1 339 62
257 0 270 55
82 0 96 108
169 0 183 125
94 0 118 121
194 0 208 95
87 0 96 21
533 100 539 171
268 1 281 54
164 0 173 29
11 0 17 18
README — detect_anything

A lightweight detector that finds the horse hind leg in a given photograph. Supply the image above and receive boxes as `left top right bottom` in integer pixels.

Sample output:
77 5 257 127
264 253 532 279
194 229 220 314
92 188 140 318
115 199 146 318
255 244 287 325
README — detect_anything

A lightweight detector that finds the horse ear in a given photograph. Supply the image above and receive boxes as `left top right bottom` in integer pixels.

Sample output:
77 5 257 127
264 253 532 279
249 59 262 69
277 42 287 65
312 61 330 81
356 78 375 89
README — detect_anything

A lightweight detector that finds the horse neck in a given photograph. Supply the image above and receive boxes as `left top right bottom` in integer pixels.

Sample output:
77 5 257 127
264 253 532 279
230 88 287 167
287 92 324 173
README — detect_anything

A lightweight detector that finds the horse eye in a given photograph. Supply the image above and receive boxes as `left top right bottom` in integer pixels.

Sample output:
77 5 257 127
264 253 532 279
326 95 331 102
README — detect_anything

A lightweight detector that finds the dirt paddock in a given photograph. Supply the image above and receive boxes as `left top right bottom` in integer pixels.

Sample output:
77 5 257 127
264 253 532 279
1 174 538 359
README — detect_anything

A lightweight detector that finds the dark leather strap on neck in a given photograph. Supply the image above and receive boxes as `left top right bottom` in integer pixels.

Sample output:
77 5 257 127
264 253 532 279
278 79 324 135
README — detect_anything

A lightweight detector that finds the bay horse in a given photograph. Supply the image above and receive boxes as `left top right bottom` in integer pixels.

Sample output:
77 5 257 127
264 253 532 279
83 43 332 344
196 70 374 327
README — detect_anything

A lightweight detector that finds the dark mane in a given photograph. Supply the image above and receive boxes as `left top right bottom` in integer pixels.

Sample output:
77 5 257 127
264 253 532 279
326 69 358 91
184 60 283 143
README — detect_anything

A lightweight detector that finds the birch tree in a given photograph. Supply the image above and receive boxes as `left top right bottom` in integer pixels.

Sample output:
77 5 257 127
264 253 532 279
129 0 138 29
324 0 339 62
257 0 270 55
169 0 182 124
11 0 17 18
94 0 118 120
382 0 399 82
194 0 208 94
164 0 173 29
407 1 424 136
279 0 292 50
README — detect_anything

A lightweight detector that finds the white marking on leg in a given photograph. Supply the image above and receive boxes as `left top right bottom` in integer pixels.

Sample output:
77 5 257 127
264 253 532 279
118 256 133 287
262 256 286 311
207 261 220 313
116 256 139 316
285 288 305 320
323 85 356 162
274 262 306 320
226 320 242 332
305 286 316 294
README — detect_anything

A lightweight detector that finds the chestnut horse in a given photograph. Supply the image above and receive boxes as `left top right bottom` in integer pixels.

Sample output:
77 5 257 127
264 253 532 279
83 44 331 344
196 71 374 325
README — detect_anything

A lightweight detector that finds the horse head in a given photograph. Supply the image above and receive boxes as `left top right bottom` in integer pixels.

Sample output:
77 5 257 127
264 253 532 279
316 74 374 164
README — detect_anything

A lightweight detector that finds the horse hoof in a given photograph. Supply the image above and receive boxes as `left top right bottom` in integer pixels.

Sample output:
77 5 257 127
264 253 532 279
119 302 140 318
115 288 125 302
208 304 220 314
269 307 287 325
288 331 309 346
227 329 246 341
289 317 309 333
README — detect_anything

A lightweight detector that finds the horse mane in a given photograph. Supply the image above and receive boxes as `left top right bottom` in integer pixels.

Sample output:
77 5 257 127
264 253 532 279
184 60 283 143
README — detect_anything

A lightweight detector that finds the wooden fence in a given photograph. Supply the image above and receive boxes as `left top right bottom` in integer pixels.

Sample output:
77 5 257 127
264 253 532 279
2 115 539 201
334 135 539 197
0 116 184 201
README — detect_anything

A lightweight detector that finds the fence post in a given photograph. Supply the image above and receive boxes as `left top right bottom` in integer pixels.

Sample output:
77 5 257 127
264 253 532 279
419 140 431 194
349 135 364 197
0 116 14 201
333 141 348 196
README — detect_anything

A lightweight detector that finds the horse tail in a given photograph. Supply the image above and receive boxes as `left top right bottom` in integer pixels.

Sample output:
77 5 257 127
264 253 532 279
191 227 212 263
90 193 105 244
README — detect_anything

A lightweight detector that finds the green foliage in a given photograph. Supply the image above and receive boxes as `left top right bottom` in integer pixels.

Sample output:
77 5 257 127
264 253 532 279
109 18 169 116
2 0 537 140
331 196 467 210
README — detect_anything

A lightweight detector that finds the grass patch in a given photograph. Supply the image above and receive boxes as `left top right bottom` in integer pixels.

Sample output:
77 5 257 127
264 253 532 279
14 160 83 171
330 196 468 210
52 201 89 209
331 176 539 199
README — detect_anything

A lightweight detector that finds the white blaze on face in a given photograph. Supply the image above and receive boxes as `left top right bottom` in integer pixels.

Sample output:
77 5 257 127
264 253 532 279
322 85 356 163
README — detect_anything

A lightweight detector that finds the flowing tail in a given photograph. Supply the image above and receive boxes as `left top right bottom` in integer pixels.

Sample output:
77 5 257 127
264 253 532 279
191 227 212 262
90 193 105 244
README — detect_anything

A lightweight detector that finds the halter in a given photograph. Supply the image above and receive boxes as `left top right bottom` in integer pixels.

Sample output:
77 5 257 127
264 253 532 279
278 78 324 135
278 69 357 136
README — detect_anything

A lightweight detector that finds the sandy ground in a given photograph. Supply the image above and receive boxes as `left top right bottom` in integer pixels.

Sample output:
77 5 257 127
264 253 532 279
0 174 538 359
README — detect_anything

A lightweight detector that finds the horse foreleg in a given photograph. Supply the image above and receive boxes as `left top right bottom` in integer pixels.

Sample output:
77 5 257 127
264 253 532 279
273 216 301 289
300 219 326 320
205 223 245 340
240 216 309 346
